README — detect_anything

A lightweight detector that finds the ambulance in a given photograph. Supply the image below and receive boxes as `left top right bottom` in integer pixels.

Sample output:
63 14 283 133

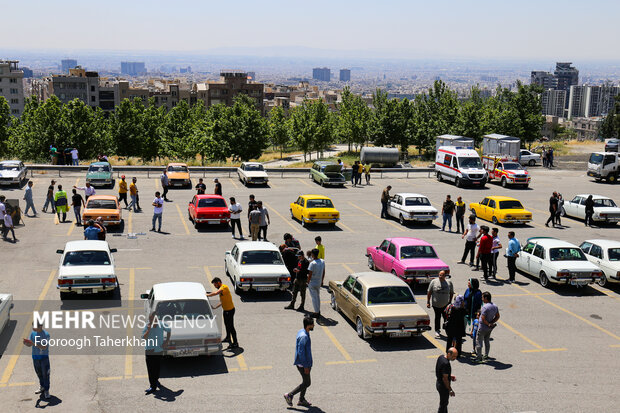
435 146 487 188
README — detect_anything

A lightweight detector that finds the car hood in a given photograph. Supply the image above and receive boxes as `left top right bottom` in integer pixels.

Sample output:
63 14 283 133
399 206 438 214
400 258 449 269
369 303 428 319
59 265 115 278
504 169 528 175
323 165 342 173
0 171 21 178
87 172 112 179
239 264 289 275
242 170 268 178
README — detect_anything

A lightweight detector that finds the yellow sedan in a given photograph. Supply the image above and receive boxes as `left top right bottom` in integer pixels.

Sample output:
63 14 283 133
290 194 340 227
469 196 532 225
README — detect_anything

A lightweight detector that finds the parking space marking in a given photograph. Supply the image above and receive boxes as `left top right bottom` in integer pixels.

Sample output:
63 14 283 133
227 178 239 189
589 284 620 303
341 263 356 275
297 178 312 188
263 202 301 233
421 332 445 354
203 265 214 284
337 221 355 233
347 202 406 232
124 268 136 378
320 325 353 363
498 320 566 353
8 382 36 387
0 270 56 385
175 204 190 235
236 354 249 371
128 208 133 233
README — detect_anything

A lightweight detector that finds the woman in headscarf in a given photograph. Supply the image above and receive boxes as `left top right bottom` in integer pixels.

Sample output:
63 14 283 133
444 295 467 355
464 278 482 333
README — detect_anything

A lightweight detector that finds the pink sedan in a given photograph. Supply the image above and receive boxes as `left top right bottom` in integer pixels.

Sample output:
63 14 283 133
366 237 450 287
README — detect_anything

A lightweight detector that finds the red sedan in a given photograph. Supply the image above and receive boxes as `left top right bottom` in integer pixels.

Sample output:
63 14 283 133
188 195 230 228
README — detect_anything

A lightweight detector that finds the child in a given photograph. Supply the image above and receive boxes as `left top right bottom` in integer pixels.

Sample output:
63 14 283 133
3 212 16 242
471 310 481 355
315 236 325 260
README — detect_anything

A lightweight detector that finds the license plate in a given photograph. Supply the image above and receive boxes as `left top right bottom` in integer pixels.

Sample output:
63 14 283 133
256 287 273 291
81 288 93 294
417 278 431 284
317 220 330 224
570 280 588 286
389 331 411 338
473 181 480 184
208 221 220 224
177 348 198 356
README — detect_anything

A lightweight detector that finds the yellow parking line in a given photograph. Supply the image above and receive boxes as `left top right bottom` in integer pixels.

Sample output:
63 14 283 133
227 178 239 189
341 263 356 275
590 284 620 303
348 202 406 232
297 178 312 188
203 266 214 284
236 354 248 371
610 344 620 348
8 382 36 387
338 220 355 233
175 204 190 235
124 268 136 378
268 180 276 188
0 270 56 385
154 179 159 190
97 376 124 381
499 320 551 351
128 206 133 233
422 331 445 353
320 325 353 362
263 202 301 233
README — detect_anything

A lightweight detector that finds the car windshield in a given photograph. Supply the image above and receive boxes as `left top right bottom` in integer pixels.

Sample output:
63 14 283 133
367 286 415 305
306 199 334 208
89 165 110 172
458 157 482 168
589 153 603 164
503 163 521 170
156 299 213 319
549 247 587 261
400 245 438 259
499 200 524 209
245 164 264 171
63 250 111 266
240 250 283 265
608 248 620 261
0 164 19 171
87 199 117 209
593 198 617 207
404 197 430 206
168 165 188 172
198 198 226 208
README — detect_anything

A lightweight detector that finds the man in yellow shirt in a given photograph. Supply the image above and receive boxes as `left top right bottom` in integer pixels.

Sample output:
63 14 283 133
128 177 140 212
357 162 364 186
364 164 371 185
314 236 325 260
118 175 128 209
207 277 238 349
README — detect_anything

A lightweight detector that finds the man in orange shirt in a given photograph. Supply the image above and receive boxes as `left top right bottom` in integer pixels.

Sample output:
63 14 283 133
207 277 238 349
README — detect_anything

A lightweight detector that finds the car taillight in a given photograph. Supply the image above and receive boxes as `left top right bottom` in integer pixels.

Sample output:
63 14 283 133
616 271 620 279
279 276 291 283
240 277 253 282
557 271 570 278
417 319 430 326
204 338 221 345
101 278 116 285
58 279 73 285
371 322 387 328
591 271 602 278
404 270 416 275
332 214 338 217
309 214 316 217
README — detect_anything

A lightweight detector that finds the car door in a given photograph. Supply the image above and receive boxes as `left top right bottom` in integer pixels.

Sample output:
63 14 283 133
530 244 545 276
588 243 604 269
338 275 357 319
374 240 390 272
564 196 579 217
517 241 535 274
189 195 197 219
227 246 240 282
388 195 401 218
349 280 364 322
486 199 497 221
383 242 398 273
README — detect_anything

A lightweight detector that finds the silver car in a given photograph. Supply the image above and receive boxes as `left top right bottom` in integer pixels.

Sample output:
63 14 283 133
0 161 27 186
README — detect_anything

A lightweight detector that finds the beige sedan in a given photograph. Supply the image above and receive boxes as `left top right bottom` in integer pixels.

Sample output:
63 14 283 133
328 272 431 340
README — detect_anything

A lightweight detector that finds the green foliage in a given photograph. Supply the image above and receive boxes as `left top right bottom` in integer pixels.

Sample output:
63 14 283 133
600 95 620 140
288 99 334 161
0 96 11 157
370 89 410 152
454 86 487 145
338 87 370 150
228 95 269 161
159 100 201 160
268 106 289 158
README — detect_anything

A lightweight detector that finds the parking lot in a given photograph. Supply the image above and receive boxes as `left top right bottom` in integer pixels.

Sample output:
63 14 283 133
1 168 619 413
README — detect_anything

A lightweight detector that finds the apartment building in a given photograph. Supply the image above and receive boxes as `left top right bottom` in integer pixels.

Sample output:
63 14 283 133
0 60 25 116
568 85 620 118
61 59 78 73
541 89 567 117
47 66 100 107
195 71 264 113
531 70 558 89
339 69 351 82
312 67 331 82
121 62 146 76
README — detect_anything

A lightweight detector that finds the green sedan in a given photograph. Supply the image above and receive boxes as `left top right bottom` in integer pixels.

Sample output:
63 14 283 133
86 162 115 188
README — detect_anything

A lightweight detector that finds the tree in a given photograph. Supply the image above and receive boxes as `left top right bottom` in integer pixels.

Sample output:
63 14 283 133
600 95 619 140
228 95 269 162
109 98 145 158
192 103 231 164
370 89 409 152
512 82 545 145
159 100 200 160
454 86 487 144
268 106 289 158
59 99 109 160
0 97 11 157
288 103 313 162
140 98 165 162
338 87 370 151
308 99 334 157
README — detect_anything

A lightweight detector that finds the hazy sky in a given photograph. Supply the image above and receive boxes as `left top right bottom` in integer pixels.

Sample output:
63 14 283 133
2 0 618 60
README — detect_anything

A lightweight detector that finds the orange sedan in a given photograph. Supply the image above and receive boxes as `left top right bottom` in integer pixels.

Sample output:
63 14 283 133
82 195 122 226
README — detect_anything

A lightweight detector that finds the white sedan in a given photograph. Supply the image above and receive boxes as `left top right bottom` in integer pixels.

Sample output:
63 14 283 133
519 150 541 166
0 293 13 336
562 194 620 225
579 239 620 287
387 193 438 225
224 241 291 293
237 162 269 186
0 160 27 186
140 282 222 357
516 237 603 287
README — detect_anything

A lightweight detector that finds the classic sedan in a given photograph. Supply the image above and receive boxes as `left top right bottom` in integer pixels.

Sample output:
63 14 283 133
516 237 603 288
224 241 291 293
290 194 340 227
579 239 620 287
82 195 122 226
237 162 269 186
329 272 431 339
140 282 222 357
0 293 14 336
310 161 345 187
562 194 620 225
366 237 449 287
519 149 541 166
188 195 230 228
0 160 27 187
387 193 438 225
469 196 532 225
86 162 114 188
167 163 191 188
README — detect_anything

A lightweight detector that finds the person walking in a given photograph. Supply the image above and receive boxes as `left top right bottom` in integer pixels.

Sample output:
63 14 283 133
151 192 164 232
247 194 258 234
427 270 454 338
542 147 548 168
213 178 222 196
505 231 520 283
23 322 51 399
283 316 314 408
474 292 500 363
23 180 37 217
545 192 558 227
477 226 493 280
160 170 170 201
364 163 371 185
128 177 140 212
142 312 171 395
454 197 465 234
548 147 554 168
84 220 101 240
459 216 479 266
490 228 502 278
118 176 128 208
257 201 270 241
74 182 95 202
249 205 261 241
356 161 363 186
435 347 457 413
95 217 107 241
71 188 85 226
444 295 466 355
229 197 243 239
380 186 392 219
2 211 16 242
70 147 79 165
307 249 325 319
285 251 309 311
42 180 56 213
207 277 238 348
555 193 564 226
351 161 358 187
195 178 206 195
441 195 455 232
463 278 482 332
585 195 595 227
54 185 69 223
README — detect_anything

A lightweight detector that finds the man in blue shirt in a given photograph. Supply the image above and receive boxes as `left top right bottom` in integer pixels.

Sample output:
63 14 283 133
284 316 314 408
505 231 520 283
142 312 171 395
23 180 37 217
84 220 101 240
23 323 51 399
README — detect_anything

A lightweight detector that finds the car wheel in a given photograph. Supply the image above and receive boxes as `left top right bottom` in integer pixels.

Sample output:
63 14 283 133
301 217 307 227
330 293 339 311
399 214 405 225
60 292 70 300
437 172 443 182
368 255 376 271
471 209 477 218
492 216 498 225
523 184 529 189
321 180 325 187
561 208 566 217
234 279 242 295
501 177 507 188
243 178 248 186
598 272 608 288
539 271 549 288
290 209 294 219
455 177 461 188
608 174 618 184
356 317 368 340
528 159 535 166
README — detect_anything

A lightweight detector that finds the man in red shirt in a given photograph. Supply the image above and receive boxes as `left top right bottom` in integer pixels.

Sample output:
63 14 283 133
477 226 493 280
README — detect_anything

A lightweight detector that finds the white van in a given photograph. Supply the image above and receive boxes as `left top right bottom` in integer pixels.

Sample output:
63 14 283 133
435 146 487 187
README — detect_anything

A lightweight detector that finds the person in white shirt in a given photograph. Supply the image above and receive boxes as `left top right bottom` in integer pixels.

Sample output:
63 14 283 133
73 183 96 201
151 192 164 232
0 195 6 235
3 212 16 242
459 215 480 266
490 228 503 278
228 197 243 239
70 148 79 166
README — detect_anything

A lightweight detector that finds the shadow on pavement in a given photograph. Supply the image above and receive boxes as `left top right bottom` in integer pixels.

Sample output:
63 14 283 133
159 355 229 378
153 384 184 402
35 394 63 408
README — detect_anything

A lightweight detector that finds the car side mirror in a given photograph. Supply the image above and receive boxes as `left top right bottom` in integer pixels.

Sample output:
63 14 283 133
110 248 117 253
56 249 63 254
140 293 149 299
225 251 231 255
